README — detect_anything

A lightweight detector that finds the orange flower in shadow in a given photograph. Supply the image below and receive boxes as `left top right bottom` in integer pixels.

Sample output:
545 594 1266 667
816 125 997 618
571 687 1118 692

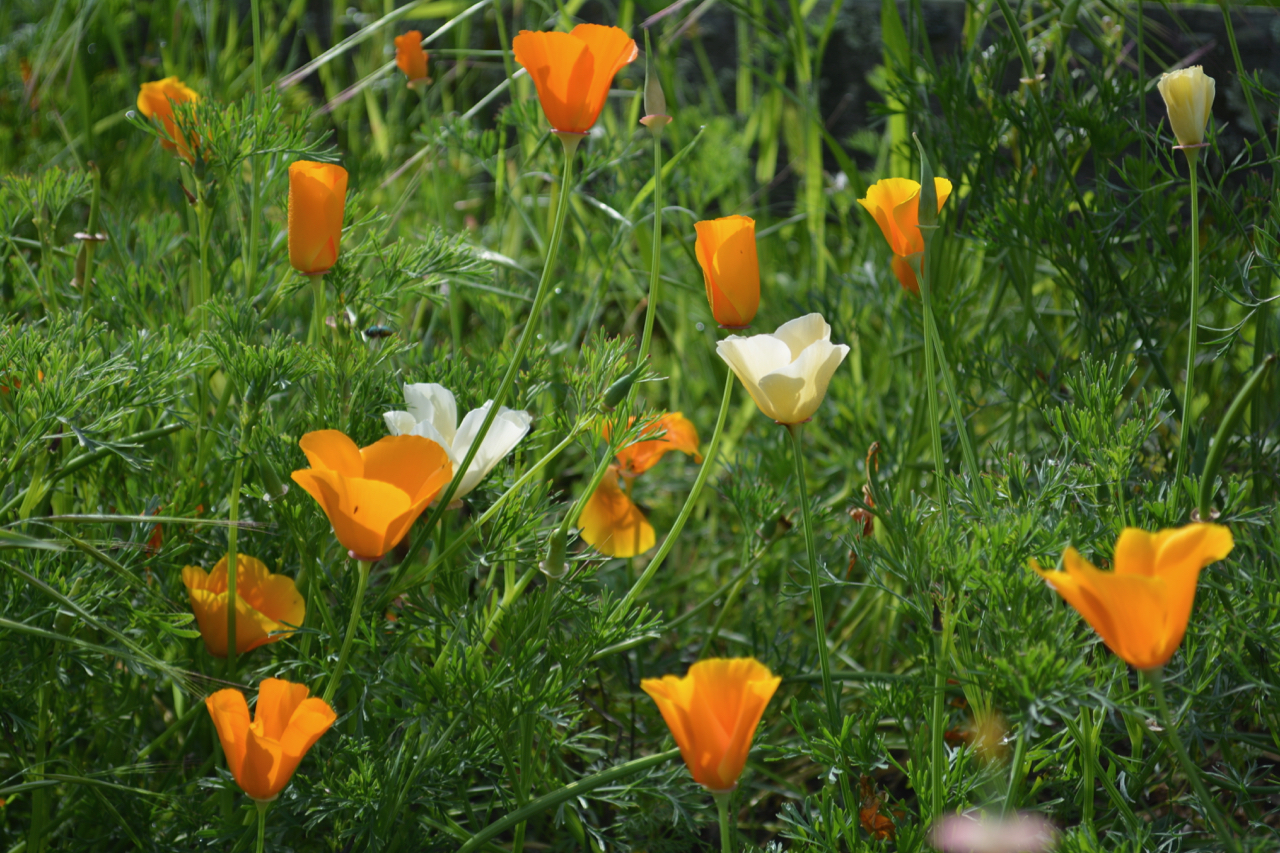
291 430 452 560
395 31 429 85
137 77 200 163
206 678 335 802
1033 523 1233 670
512 24 638 134
695 215 759 328
641 657 780 792
580 413 700 558
182 555 305 658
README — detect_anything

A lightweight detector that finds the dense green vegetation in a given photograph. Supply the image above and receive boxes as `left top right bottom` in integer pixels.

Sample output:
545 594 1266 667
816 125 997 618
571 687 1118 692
1 0 1278 850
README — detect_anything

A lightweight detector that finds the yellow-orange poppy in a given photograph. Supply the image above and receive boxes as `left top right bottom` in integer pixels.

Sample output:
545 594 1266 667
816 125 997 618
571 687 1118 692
291 430 452 560
641 657 781 792
182 554 305 658
206 678 335 802
1032 523 1234 671
579 466 655 558
695 216 759 328
136 77 200 163
857 177 953 293
395 31 429 85
512 24 638 134
288 161 348 275
614 412 703 477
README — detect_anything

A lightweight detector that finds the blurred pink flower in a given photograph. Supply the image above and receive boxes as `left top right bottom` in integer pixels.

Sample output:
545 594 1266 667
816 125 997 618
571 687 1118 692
932 812 1056 853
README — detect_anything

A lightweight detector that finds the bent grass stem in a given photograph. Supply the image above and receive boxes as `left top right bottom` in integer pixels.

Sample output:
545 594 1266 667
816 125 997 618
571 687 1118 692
324 559 371 704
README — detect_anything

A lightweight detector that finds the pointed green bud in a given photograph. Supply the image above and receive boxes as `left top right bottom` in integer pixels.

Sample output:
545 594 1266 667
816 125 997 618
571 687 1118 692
914 133 939 230
603 365 643 409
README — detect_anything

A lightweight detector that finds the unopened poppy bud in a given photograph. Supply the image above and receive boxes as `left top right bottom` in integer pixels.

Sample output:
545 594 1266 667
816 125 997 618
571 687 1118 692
695 216 759 328
287 161 348 276
603 366 642 409
257 456 289 502
1158 66 1215 148
541 524 570 579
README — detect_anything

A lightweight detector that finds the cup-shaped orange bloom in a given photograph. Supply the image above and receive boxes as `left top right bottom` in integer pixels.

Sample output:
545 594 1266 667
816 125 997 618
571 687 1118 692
206 678 336 802
136 77 200 162
580 466 655 558
182 555 305 658
641 657 781 792
395 31 429 85
614 412 703 477
1032 523 1233 671
288 161 348 275
291 430 452 560
695 216 759 328
512 24 638 134
857 177 953 293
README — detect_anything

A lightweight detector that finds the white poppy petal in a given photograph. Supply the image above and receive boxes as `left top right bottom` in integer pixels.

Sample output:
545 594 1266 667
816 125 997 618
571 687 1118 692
757 340 848 423
403 383 458 445
453 407 533 498
717 335 792 422
771 313 831 360
383 410 417 436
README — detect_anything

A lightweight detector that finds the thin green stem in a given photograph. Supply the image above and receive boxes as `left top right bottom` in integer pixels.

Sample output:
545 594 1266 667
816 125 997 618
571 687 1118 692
309 273 326 346
421 132 581 533
787 423 839 732
910 255 949 525
1175 150 1201 510
1147 668 1240 853
324 559 371 704
714 790 733 853
255 800 268 853
250 0 263 100
929 628 947 821
225 459 245 676
618 366 734 614
639 126 663 364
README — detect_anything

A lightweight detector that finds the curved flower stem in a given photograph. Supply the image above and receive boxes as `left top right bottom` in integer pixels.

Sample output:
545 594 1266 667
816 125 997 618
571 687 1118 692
617 366 735 616
787 423 839 732
713 790 733 853
420 132 581 534
254 800 269 853
1147 667 1240 853
324 559 371 704
638 122 664 365
1174 149 1201 512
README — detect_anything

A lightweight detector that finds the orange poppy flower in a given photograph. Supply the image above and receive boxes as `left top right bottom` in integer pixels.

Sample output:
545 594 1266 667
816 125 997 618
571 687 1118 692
695 216 759 328
206 678 336 802
614 412 703 477
512 24 638 134
394 31 429 85
136 77 200 163
579 466 655 558
581 413 700 557
1033 523 1234 671
288 161 348 275
290 430 452 561
182 555 305 658
857 177 953 293
641 657 781 792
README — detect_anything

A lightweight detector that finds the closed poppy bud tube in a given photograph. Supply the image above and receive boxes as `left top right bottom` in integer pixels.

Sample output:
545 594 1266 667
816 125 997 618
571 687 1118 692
394 31 429 86
206 678 336 802
288 161 348 275
182 554 305 658
136 77 200 163
291 430 453 560
1033 523 1233 671
695 216 759 328
512 24 638 134
1157 66 1215 148
641 657 781 792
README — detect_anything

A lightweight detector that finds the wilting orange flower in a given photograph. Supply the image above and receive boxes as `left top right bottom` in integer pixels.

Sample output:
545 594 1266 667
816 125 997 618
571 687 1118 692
1033 523 1234 671
288 161 348 275
695 216 759 328
394 31 429 85
182 555 305 658
857 177 953 293
641 657 780 792
136 77 200 162
512 24 638 134
581 413 701 557
206 678 335 802
291 430 452 560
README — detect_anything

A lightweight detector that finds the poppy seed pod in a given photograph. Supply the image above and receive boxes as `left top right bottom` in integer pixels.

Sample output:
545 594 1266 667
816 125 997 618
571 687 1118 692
695 216 759 328
395 31 429 86
1157 66 1215 148
206 678 335 802
1033 523 1233 671
287 161 348 275
136 77 200 163
641 657 781 792
512 24 638 134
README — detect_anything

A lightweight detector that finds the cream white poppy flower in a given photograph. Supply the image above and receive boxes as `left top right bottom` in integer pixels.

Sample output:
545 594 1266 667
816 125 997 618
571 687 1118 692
1157 66 1215 148
716 314 849 424
384 383 533 500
